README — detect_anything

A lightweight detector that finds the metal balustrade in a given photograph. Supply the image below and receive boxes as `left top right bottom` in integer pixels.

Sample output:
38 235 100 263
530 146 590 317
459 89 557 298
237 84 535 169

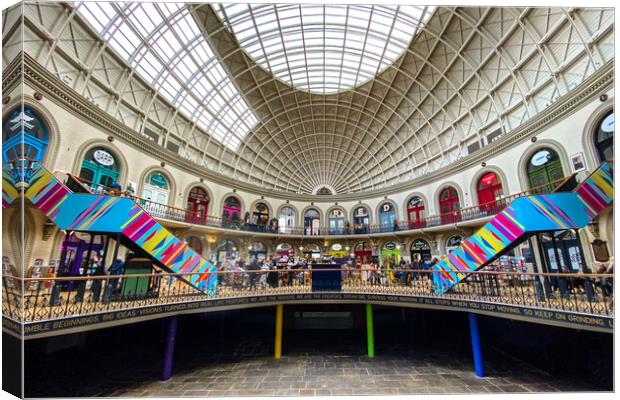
2 269 613 324
61 173 573 237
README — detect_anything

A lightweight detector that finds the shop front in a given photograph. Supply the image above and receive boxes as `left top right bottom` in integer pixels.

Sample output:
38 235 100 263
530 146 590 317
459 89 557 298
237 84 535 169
302 243 322 260
410 239 432 263
354 241 373 264
249 241 268 261
328 243 348 263
276 243 294 259
216 239 238 262
381 241 401 265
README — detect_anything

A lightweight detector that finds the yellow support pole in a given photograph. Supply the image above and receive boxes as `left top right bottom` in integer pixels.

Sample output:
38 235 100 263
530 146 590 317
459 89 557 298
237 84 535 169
274 304 283 359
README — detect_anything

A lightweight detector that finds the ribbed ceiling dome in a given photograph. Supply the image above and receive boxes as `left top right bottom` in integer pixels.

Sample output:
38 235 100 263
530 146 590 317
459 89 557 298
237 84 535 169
40 3 613 195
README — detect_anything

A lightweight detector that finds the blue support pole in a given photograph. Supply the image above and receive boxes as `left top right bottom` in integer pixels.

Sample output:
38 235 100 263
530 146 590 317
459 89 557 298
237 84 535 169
468 313 485 377
162 316 178 381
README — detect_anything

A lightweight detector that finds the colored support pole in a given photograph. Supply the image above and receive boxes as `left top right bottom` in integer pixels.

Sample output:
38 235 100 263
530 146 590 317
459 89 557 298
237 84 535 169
468 313 484 378
366 304 375 358
274 304 283 359
162 316 178 381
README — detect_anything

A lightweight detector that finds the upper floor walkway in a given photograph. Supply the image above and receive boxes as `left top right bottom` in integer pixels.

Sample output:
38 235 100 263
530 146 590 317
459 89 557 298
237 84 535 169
65 173 576 238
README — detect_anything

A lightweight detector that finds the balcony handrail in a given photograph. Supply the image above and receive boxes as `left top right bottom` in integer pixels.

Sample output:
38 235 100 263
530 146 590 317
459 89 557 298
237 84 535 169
5 270 614 282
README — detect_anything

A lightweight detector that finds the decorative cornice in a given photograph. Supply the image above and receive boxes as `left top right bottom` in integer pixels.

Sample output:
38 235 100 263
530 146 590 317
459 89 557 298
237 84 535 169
13 52 614 203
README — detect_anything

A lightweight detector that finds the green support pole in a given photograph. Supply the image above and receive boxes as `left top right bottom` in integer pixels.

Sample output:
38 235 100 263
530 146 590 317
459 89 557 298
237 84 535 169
366 304 375 358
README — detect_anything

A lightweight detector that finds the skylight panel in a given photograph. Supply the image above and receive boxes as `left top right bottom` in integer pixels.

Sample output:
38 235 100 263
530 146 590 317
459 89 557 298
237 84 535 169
216 4 435 94
77 2 258 152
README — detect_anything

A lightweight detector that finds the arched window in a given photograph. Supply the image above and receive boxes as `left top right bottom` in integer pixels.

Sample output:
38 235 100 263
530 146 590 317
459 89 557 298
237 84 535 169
222 196 241 223
252 202 270 226
407 196 425 229
142 171 170 204
216 239 237 262
79 147 121 190
304 208 320 236
328 209 345 234
477 172 504 214
2 106 49 164
186 186 209 224
439 187 461 224
378 202 395 231
278 206 296 234
595 111 614 162
249 241 268 260
526 148 564 191
353 206 370 233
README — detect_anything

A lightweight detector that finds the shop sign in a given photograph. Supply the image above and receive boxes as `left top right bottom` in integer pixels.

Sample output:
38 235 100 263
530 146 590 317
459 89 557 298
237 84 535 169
331 243 343 251
409 197 422 207
481 173 497 186
384 242 397 250
413 239 430 250
601 113 614 133
93 149 114 166
149 173 168 188
531 150 551 166
382 203 393 212
446 236 463 248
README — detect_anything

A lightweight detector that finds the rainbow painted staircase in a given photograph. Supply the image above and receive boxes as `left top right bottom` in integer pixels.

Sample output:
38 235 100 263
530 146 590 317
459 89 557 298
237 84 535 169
2 161 217 292
432 161 613 294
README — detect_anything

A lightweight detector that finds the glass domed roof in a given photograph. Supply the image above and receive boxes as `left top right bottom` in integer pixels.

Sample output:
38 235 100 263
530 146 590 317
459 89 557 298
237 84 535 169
214 4 435 94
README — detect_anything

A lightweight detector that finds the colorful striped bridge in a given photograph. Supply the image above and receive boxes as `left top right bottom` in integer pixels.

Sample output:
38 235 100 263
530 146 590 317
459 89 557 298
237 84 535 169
2 161 217 292
432 161 613 294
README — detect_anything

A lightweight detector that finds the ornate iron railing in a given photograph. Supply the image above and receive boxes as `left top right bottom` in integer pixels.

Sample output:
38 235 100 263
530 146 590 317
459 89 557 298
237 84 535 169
2 269 613 323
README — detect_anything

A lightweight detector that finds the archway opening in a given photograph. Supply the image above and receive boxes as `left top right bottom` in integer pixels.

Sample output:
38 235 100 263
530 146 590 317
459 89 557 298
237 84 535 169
439 187 461 224
477 172 504 214
304 209 320 236
328 209 345 234
407 196 425 229
78 147 121 191
526 148 564 191
353 206 369 234
186 186 209 224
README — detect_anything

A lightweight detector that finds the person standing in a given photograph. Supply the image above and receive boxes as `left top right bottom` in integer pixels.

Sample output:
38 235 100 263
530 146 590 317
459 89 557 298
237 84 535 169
247 258 259 291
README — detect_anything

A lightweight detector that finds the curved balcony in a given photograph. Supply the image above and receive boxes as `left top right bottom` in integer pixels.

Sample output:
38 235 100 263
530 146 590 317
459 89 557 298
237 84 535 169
65 174 574 238
3 269 613 338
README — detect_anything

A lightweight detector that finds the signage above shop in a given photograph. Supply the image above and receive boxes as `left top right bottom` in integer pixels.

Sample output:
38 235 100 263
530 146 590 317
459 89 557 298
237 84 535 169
530 150 551 166
446 236 463 247
93 149 114 166
601 113 614 133
481 172 497 186
384 242 397 250
408 197 422 207
413 239 430 250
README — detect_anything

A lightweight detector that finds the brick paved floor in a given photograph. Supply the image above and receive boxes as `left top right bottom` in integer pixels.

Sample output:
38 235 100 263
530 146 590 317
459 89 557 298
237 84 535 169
24 308 612 397
26 335 610 397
